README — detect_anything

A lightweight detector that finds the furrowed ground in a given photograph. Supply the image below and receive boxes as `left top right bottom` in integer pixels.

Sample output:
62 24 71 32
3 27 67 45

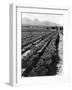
21 25 63 77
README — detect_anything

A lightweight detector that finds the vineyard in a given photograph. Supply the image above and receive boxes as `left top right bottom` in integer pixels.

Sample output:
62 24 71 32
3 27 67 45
21 25 63 77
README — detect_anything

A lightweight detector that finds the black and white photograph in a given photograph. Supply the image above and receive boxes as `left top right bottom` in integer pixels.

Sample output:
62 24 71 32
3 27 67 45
9 4 70 86
21 12 63 77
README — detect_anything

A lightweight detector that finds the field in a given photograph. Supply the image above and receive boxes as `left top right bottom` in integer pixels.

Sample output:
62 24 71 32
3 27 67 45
21 25 63 77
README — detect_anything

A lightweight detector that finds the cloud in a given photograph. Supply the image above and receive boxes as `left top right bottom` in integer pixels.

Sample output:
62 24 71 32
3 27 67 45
22 17 60 26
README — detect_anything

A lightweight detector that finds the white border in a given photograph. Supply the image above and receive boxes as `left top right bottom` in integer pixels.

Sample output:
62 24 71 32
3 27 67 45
9 4 17 86
9 4 70 86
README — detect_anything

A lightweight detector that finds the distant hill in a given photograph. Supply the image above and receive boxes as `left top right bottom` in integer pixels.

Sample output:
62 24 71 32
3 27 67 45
22 18 61 26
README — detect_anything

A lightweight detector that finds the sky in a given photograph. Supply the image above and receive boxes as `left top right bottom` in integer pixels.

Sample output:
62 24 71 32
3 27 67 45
22 13 64 26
